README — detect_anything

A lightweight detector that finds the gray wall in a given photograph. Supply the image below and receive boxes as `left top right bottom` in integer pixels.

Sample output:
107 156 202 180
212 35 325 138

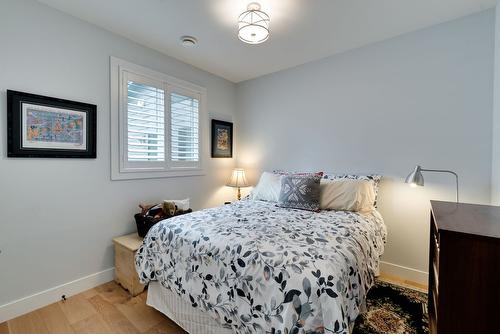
0 0 236 305
235 10 495 276
0 0 495 306
491 4 500 204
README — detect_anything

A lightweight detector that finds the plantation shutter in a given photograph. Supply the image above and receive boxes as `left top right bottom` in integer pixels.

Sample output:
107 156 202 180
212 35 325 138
170 90 199 165
126 77 165 163
116 63 204 178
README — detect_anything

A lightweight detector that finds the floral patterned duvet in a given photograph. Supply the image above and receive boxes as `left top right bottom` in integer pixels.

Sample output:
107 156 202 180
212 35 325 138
135 199 386 334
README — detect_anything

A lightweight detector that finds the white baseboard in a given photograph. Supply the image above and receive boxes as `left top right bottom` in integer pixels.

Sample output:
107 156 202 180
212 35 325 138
0 262 427 323
380 261 428 285
0 268 114 323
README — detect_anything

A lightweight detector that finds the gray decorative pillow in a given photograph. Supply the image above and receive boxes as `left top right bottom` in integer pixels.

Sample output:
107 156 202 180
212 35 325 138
278 175 321 212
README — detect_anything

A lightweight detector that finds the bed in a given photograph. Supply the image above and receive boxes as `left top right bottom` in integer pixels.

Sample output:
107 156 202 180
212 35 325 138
135 198 386 334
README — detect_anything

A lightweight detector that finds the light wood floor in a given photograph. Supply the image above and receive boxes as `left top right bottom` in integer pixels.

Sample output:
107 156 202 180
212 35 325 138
0 277 427 334
0 281 186 334
378 273 428 292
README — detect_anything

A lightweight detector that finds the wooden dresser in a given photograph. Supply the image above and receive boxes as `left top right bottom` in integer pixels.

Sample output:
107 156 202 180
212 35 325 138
429 201 500 334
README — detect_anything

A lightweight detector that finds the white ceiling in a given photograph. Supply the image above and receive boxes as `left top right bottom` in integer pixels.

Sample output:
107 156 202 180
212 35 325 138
37 0 495 82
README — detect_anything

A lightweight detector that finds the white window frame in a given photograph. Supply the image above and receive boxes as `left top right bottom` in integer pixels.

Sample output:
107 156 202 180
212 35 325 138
110 56 207 180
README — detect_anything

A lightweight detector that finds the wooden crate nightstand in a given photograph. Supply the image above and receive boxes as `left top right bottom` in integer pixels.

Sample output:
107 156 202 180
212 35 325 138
113 232 145 296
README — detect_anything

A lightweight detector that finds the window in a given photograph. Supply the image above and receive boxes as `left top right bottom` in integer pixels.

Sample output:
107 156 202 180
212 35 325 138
111 57 206 180
170 91 199 164
127 80 165 163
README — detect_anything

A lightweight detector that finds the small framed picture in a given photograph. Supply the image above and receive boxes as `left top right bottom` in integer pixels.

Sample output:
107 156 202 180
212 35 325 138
7 90 97 158
211 119 233 158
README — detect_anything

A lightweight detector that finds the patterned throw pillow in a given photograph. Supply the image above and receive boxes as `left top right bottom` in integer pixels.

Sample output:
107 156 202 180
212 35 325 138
273 170 324 177
278 174 321 212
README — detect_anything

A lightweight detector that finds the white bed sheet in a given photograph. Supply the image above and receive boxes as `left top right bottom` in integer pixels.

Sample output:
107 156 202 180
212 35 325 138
147 281 363 334
147 281 234 334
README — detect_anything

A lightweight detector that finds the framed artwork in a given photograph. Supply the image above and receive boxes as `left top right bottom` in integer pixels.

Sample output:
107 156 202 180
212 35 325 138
211 119 233 158
7 90 97 158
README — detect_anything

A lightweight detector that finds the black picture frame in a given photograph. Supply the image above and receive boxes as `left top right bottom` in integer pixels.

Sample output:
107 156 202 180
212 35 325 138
7 90 97 158
211 119 233 158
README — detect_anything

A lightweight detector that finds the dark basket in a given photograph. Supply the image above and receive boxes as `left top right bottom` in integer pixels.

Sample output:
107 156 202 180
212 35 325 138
134 209 192 238
134 214 162 238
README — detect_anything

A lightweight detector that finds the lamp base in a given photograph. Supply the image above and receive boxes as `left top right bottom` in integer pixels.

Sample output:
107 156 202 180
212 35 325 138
237 187 241 201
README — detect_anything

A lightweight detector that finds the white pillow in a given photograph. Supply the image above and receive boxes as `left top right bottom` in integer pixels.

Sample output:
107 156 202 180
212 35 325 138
251 172 282 202
320 179 375 212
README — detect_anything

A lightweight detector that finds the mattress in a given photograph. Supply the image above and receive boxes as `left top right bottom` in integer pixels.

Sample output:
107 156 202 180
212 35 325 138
136 199 386 334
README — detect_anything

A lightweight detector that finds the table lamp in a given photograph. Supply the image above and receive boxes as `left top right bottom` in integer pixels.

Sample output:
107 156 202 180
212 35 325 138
227 168 249 200
405 165 459 203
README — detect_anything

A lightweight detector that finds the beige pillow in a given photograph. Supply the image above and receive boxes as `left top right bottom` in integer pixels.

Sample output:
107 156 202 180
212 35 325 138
320 179 375 212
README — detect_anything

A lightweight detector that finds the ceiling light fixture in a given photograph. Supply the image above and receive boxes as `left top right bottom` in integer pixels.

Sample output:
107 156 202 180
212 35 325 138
238 2 270 45
180 36 197 47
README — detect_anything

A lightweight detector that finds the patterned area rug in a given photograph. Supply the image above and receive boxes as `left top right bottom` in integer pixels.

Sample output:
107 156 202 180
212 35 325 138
353 280 428 334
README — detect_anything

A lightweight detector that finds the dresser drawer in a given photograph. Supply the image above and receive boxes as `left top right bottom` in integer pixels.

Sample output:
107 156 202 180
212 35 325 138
429 283 438 334
433 233 440 270
431 217 440 279
432 262 439 295
432 285 438 322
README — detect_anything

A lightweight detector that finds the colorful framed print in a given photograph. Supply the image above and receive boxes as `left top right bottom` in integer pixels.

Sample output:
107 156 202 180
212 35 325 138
7 90 97 158
211 119 233 158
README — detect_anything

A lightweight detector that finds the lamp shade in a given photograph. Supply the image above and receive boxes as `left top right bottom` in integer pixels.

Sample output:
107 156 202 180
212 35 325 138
238 2 270 44
405 165 459 202
405 165 424 187
227 168 249 188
